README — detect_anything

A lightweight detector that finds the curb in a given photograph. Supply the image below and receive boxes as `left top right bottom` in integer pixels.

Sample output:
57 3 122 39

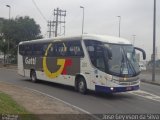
0 81 100 120
0 65 17 70
141 79 160 86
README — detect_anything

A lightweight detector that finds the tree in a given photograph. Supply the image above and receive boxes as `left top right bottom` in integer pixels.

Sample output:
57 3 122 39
0 18 7 64
0 38 8 64
1 16 42 45
0 16 42 63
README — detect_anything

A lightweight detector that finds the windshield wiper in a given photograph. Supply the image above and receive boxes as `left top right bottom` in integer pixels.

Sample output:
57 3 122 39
125 54 136 76
122 48 136 76
120 55 125 76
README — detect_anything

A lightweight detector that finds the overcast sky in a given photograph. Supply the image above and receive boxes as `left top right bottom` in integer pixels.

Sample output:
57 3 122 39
0 0 160 60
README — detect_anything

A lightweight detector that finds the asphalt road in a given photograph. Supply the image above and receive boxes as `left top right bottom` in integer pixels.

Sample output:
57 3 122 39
0 68 160 114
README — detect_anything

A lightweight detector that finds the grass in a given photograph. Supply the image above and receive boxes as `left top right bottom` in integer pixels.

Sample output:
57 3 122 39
0 92 37 120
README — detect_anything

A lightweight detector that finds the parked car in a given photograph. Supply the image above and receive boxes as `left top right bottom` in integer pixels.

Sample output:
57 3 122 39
139 63 146 71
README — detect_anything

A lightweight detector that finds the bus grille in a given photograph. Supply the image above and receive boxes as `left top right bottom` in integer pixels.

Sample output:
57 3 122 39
118 81 139 85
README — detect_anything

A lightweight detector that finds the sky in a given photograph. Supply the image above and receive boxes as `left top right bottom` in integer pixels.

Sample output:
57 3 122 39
0 0 160 61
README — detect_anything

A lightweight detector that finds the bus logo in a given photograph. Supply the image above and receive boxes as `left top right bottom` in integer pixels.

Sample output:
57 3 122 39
43 43 72 78
25 57 36 65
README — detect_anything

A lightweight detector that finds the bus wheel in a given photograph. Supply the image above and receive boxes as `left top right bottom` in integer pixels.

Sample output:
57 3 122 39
30 70 37 83
77 77 87 94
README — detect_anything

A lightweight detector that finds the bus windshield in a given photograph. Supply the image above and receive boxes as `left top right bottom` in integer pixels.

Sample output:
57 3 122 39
104 44 140 77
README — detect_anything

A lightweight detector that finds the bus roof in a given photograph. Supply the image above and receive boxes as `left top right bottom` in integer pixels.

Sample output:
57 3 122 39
19 34 131 45
83 34 131 44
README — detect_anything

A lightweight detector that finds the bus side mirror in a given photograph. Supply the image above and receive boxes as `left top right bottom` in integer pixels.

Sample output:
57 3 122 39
134 47 146 60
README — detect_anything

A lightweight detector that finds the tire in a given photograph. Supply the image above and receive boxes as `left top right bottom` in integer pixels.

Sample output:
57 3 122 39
77 77 87 94
30 70 37 83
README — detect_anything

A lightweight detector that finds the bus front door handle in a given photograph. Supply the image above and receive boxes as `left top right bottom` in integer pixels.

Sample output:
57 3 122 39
85 72 90 74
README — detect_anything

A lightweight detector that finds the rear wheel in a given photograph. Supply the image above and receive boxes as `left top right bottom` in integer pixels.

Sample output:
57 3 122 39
77 77 87 94
30 70 37 83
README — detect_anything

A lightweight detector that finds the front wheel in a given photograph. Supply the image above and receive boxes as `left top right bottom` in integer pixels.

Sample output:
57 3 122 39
30 70 37 83
77 77 87 94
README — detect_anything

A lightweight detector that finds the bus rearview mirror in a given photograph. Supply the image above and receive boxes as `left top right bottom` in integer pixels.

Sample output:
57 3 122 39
134 47 146 60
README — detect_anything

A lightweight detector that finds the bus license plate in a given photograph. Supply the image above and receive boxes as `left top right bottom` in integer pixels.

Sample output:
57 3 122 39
126 87 132 90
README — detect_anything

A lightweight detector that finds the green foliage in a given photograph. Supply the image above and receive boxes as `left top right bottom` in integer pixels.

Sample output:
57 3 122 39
0 36 8 64
0 39 8 55
1 16 42 45
0 16 42 63
0 92 27 114
0 92 37 120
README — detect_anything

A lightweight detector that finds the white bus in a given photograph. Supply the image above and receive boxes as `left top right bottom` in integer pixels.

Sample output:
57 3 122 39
18 34 146 94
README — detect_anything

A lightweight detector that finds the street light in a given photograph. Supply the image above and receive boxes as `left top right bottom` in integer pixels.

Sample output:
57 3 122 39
117 16 121 37
80 6 84 34
6 5 11 64
152 0 156 82
6 5 11 20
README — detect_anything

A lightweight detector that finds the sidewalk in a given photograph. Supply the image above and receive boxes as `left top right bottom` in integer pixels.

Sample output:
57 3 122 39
0 82 95 120
0 63 17 69
140 71 160 86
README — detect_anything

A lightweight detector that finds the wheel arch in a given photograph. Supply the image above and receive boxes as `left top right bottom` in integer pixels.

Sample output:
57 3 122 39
30 68 36 78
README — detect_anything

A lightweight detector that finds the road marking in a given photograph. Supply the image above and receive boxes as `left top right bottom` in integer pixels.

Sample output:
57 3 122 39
129 90 160 103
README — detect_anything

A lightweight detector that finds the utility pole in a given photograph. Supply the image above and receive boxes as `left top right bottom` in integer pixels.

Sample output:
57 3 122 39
132 35 136 46
48 21 51 38
54 8 66 37
47 8 66 38
55 8 59 37
47 21 54 38
152 0 156 82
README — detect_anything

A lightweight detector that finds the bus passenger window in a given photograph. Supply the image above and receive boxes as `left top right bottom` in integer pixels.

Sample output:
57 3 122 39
25 45 33 56
85 40 106 72
32 44 45 56
96 55 105 72
53 42 67 57
95 46 105 72
69 46 81 56
68 41 84 57
86 46 96 67
42 44 48 55
48 45 54 57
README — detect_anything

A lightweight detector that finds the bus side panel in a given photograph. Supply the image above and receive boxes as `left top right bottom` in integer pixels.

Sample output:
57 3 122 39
22 56 80 87
36 71 75 86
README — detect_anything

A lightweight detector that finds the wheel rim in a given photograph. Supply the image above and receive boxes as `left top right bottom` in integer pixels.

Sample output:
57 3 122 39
78 81 85 92
31 72 36 81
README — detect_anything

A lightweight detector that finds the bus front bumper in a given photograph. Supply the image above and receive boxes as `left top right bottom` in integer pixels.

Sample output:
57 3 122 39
95 85 139 93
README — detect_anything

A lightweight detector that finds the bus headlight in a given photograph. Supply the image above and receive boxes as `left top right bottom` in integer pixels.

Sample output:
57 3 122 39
110 87 114 91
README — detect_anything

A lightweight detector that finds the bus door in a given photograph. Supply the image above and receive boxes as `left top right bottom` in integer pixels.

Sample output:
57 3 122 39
85 40 107 90
92 45 106 88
